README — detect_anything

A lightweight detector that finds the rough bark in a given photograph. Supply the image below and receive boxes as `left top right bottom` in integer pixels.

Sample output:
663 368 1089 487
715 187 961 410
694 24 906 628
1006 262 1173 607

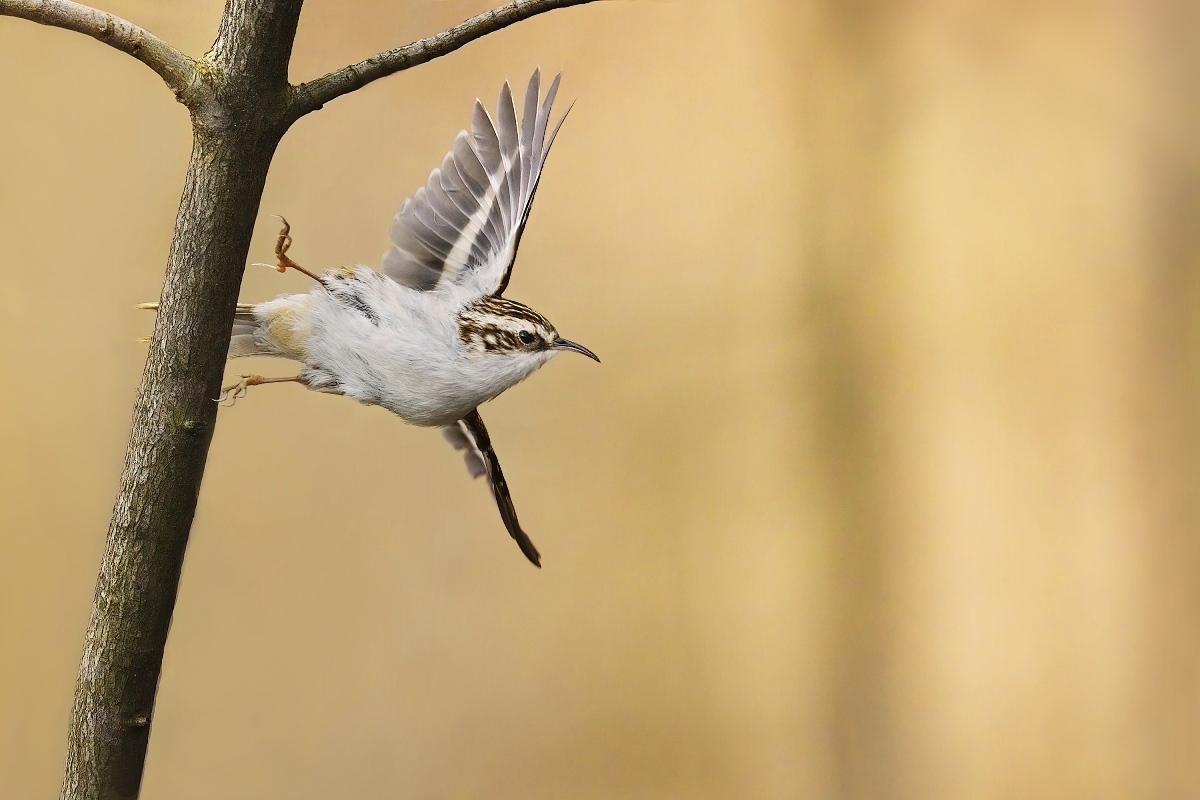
1 0 604 797
60 131 284 800
0 0 197 96
58 4 301 796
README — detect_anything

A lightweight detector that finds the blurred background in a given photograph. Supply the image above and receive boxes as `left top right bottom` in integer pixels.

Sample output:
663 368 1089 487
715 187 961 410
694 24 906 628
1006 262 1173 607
2 0 1199 797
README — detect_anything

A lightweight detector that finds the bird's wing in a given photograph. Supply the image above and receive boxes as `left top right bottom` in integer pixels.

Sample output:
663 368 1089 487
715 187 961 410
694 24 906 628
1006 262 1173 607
442 410 542 567
382 68 570 297
442 422 487 479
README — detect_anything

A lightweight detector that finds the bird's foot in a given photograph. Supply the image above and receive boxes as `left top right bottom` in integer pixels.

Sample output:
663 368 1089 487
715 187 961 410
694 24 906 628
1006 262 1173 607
217 375 259 407
263 216 324 283
216 373 307 407
273 216 296 272
216 374 309 407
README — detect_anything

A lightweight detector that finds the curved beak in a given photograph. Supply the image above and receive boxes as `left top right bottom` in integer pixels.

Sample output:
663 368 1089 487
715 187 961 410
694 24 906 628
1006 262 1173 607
552 337 600 363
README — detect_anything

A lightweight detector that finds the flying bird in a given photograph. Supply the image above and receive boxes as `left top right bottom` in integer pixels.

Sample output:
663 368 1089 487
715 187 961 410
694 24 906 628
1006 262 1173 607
154 70 596 567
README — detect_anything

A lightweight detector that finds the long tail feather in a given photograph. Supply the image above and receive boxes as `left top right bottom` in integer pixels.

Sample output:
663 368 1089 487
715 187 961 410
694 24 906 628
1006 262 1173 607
138 301 273 358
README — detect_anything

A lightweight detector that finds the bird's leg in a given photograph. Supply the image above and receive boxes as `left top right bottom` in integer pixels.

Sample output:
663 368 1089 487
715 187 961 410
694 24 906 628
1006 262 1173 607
217 374 308 407
269 217 324 283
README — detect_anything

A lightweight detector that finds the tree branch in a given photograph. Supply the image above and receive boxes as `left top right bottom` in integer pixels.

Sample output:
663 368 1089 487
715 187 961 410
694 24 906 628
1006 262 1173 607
0 0 196 99
4 0 608 795
291 0 602 118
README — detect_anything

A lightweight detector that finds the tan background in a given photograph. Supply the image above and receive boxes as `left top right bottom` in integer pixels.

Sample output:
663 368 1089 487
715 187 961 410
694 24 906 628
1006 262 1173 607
2 1 1199 797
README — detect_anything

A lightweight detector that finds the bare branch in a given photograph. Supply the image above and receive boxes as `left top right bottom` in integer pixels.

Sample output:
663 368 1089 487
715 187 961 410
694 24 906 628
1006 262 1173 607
0 0 196 99
291 0 603 118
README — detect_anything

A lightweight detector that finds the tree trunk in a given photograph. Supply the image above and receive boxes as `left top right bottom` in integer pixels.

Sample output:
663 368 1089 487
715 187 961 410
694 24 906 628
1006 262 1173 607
61 129 281 800
60 3 301 796
26 0 600 795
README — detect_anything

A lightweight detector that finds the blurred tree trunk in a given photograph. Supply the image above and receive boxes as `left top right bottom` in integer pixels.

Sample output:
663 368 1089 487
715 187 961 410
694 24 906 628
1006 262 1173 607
801 3 1200 798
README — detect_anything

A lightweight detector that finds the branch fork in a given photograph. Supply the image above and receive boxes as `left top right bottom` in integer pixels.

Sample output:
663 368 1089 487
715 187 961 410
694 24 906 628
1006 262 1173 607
1 1 605 798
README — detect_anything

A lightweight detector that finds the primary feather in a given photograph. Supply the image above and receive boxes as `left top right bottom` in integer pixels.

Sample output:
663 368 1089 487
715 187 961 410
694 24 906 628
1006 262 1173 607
381 68 570 297
213 70 587 567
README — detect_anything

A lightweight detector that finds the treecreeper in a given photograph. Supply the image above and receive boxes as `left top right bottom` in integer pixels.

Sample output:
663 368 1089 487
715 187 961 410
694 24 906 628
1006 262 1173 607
143 69 597 567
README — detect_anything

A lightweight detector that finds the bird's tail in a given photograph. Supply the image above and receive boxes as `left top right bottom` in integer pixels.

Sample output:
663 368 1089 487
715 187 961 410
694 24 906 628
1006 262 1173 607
229 303 270 357
137 302 275 358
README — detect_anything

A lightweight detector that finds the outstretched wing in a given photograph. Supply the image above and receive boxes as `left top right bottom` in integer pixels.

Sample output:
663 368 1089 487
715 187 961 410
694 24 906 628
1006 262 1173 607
382 68 570 297
443 410 542 567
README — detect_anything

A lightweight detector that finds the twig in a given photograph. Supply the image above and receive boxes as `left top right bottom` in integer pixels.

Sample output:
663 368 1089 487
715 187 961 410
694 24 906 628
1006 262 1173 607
1 0 607 796
0 0 196 99
291 0 603 118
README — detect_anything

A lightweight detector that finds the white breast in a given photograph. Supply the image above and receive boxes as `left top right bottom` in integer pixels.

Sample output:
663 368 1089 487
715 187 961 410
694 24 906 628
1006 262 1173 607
278 269 553 426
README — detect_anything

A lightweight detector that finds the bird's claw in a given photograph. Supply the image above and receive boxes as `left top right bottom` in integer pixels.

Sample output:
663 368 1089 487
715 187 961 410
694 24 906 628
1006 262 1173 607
264 215 323 282
274 216 295 272
217 375 254 407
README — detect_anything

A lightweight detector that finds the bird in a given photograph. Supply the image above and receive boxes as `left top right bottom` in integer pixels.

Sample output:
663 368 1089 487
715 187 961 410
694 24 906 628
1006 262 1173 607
148 69 597 567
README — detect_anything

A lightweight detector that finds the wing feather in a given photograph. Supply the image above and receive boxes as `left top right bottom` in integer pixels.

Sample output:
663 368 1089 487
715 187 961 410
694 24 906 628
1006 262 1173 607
442 411 541 567
443 422 487 479
425 171 470 230
533 72 561 165
470 100 504 182
495 82 522 225
519 72 539 200
382 69 570 297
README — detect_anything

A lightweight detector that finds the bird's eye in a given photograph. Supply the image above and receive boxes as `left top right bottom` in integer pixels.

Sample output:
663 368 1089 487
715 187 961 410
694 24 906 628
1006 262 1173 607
518 330 536 346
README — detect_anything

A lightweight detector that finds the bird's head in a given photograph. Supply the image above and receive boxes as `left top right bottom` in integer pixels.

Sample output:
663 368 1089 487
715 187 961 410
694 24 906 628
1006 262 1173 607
457 296 599 367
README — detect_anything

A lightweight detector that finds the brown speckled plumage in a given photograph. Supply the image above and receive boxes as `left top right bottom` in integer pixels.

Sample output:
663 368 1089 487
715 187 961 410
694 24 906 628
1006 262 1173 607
204 70 597 568
457 295 557 354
